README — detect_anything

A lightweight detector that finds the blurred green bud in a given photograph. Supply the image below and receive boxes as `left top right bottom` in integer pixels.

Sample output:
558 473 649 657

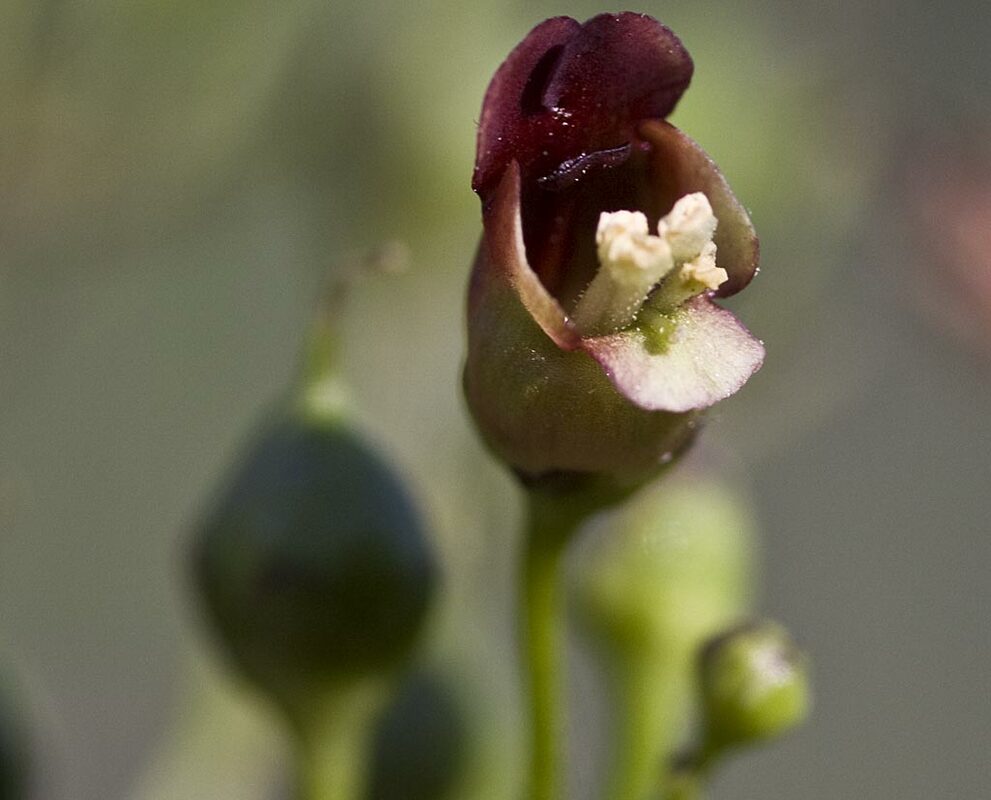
193 415 437 703
573 478 754 800
367 669 467 800
699 621 810 748
0 681 29 800
574 477 753 657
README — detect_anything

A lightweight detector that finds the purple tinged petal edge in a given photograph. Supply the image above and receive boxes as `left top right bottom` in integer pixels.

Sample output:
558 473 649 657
582 296 765 412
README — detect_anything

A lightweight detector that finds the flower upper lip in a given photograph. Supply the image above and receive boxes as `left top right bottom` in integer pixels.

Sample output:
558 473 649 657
471 13 757 305
472 13 694 201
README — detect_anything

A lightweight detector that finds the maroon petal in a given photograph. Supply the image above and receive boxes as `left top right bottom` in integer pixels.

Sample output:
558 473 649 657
469 162 579 350
473 13 693 200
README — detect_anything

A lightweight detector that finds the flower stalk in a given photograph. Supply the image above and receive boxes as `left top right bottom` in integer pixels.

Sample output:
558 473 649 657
606 657 679 800
291 682 389 800
521 481 626 800
521 504 569 800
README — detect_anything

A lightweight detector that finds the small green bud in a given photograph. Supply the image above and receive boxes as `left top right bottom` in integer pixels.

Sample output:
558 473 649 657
699 621 810 748
193 415 437 704
367 669 467 800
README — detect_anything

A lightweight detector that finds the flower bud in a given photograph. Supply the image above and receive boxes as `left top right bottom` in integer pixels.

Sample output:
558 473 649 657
193 414 437 703
367 669 467 800
699 621 810 748
465 14 764 487
573 478 753 800
574 478 752 656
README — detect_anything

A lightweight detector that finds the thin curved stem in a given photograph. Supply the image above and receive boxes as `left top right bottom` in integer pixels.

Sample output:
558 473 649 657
296 279 351 426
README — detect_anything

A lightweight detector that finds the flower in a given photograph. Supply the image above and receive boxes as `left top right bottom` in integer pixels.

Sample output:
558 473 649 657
464 13 764 485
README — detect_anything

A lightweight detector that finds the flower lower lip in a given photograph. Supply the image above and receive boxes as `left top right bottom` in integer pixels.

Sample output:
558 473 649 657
536 142 633 191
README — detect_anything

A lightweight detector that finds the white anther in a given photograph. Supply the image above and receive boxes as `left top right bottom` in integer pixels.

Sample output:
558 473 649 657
658 192 718 263
571 193 726 337
572 211 674 336
594 210 671 284
680 240 728 292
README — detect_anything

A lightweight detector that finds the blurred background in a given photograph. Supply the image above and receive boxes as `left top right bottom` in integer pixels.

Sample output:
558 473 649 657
1 0 989 798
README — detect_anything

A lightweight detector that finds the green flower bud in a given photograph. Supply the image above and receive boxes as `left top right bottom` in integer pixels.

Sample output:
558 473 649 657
699 621 810 748
367 669 467 800
193 414 437 704
574 478 753 657
572 477 753 800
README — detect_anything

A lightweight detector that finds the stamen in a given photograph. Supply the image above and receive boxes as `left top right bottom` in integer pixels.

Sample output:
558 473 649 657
571 211 673 336
572 193 727 337
649 240 729 311
659 192 718 263
683 241 727 291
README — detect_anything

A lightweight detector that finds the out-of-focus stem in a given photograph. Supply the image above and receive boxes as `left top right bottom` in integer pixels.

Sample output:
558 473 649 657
297 279 351 426
605 657 679 800
661 747 720 800
292 683 386 800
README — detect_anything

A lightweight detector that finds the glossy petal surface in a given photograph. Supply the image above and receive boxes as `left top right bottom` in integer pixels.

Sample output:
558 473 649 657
473 13 693 198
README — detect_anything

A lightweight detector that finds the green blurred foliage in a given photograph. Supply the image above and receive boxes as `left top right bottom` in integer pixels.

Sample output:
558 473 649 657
575 477 754 658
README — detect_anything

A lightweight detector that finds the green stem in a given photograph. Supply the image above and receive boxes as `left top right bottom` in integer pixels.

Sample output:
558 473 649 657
291 683 386 800
522 526 565 800
660 741 723 800
605 658 678 800
663 773 705 800
522 489 601 800
296 279 351 426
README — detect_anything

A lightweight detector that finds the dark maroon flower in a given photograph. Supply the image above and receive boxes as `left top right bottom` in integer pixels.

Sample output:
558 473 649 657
464 13 764 483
